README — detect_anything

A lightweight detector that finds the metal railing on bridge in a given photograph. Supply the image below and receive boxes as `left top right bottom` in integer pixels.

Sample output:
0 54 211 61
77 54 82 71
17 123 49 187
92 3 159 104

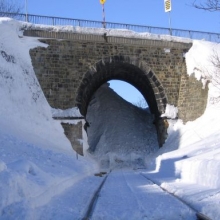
1 12 220 42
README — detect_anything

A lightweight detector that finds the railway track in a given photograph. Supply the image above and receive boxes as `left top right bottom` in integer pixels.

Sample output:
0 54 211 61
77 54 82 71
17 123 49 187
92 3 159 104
82 172 110 220
82 169 212 220
139 173 212 220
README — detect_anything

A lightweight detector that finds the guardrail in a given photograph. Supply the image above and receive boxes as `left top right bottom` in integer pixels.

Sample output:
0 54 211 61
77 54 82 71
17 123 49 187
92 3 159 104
1 12 220 42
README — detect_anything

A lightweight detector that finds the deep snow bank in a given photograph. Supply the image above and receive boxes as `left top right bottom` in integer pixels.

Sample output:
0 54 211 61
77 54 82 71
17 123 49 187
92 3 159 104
144 105 220 219
0 17 68 151
150 40 220 188
144 40 220 219
0 18 97 218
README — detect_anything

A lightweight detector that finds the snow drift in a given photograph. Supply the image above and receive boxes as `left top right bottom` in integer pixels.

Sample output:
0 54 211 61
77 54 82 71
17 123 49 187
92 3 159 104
86 83 159 169
0 18 97 218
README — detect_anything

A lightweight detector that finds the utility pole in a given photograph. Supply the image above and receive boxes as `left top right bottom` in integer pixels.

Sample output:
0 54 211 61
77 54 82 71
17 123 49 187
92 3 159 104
164 0 172 35
100 0 106 28
25 0 28 22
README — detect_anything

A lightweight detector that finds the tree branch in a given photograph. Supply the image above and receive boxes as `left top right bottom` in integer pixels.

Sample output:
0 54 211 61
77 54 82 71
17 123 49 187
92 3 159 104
192 0 220 12
0 0 22 18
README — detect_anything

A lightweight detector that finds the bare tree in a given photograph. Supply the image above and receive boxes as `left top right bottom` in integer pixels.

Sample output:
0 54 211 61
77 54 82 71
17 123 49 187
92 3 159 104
0 0 22 17
210 50 220 86
192 0 220 12
188 0 220 90
206 51 220 104
134 97 149 109
193 49 220 90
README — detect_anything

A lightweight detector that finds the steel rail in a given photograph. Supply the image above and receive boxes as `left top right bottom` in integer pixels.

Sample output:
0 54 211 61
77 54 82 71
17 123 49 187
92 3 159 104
83 170 211 220
82 172 109 220
139 173 212 220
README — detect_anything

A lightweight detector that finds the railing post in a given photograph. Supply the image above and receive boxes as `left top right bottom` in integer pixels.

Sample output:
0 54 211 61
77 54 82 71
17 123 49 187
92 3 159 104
189 31 192 39
169 28 172 36
25 0 28 22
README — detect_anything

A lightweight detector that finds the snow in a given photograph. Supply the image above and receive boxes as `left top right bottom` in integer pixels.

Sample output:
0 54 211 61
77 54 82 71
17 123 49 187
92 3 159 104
21 21 193 43
0 17 220 219
161 104 178 119
0 18 98 218
185 40 220 89
86 83 158 169
92 170 195 220
144 106 220 219
51 107 82 118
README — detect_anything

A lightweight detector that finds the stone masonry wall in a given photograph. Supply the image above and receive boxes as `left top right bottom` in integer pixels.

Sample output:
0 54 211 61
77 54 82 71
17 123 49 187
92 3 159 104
26 30 209 152
28 31 192 118
178 73 208 122
61 121 83 155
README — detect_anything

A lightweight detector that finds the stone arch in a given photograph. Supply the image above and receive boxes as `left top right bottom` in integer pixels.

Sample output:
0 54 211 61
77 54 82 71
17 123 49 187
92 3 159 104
76 55 167 119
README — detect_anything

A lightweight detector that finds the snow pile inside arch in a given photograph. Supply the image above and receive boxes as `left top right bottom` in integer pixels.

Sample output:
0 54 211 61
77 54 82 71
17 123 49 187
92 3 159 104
0 18 97 218
86 83 159 169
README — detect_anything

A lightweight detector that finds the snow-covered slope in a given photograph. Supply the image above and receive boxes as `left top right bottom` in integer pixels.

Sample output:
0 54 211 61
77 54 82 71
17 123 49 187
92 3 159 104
0 18 98 218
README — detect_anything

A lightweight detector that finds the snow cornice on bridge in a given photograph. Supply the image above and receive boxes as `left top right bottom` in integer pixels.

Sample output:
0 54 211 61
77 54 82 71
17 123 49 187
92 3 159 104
23 29 192 49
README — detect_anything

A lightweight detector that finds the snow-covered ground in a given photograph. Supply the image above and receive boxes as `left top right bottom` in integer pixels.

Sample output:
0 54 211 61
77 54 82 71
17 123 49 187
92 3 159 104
0 18 220 219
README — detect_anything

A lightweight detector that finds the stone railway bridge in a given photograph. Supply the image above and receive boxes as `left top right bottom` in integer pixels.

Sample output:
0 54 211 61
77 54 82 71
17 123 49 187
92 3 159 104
24 29 208 155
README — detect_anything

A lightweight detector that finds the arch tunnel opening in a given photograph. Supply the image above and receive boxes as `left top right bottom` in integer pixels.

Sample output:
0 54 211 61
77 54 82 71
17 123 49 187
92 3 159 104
109 80 148 109
76 56 169 167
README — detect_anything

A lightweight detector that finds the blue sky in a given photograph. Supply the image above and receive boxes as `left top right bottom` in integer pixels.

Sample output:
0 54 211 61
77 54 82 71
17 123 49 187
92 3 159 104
22 0 220 32
20 0 220 103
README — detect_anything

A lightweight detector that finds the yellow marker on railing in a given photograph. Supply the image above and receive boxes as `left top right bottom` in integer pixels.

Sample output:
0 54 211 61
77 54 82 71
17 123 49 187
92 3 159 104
164 0 171 12
164 0 172 35
100 0 106 5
